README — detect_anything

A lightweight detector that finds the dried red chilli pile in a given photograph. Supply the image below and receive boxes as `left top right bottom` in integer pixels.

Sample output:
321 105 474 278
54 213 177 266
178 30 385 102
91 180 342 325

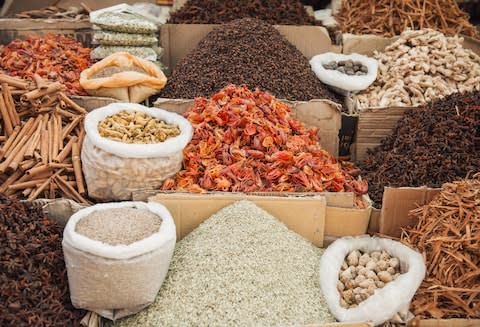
162 85 367 201
159 18 341 103
0 194 84 327
169 0 318 25
401 176 480 319
360 91 480 207
0 34 92 95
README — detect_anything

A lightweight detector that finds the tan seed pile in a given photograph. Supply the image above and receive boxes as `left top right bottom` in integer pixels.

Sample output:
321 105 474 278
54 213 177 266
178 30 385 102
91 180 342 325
75 208 162 245
98 110 180 144
113 200 335 327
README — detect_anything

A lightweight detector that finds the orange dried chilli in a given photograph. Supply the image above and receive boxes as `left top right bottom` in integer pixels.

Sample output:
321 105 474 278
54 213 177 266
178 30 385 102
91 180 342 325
162 85 367 202
0 34 92 96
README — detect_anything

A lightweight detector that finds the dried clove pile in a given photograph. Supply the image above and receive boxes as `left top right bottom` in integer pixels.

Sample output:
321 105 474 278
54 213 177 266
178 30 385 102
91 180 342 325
360 91 480 207
0 194 85 327
159 18 341 103
401 175 480 319
169 0 318 25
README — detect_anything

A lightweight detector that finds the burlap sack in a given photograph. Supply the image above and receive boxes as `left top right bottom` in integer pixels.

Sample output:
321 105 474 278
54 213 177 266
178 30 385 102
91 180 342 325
81 103 192 201
63 202 176 321
80 52 167 103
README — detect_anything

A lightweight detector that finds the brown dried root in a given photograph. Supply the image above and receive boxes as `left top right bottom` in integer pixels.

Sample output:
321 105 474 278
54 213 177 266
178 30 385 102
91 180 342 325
336 0 479 38
400 174 480 319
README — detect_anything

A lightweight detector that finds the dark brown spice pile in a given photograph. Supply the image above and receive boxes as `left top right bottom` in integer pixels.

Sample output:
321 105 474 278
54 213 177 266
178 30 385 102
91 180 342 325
159 18 341 103
360 91 480 207
0 194 84 327
169 0 318 25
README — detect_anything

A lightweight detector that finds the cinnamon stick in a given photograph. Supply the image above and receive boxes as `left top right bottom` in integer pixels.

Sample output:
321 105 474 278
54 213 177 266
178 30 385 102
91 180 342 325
58 92 87 114
2 83 20 126
0 169 22 193
0 93 13 136
0 73 29 90
9 178 50 190
62 116 82 140
4 118 34 158
0 125 20 159
55 136 77 163
25 119 42 159
40 130 49 165
57 114 63 151
28 168 64 201
33 74 48 90
54 174 89 204
72 141 86 195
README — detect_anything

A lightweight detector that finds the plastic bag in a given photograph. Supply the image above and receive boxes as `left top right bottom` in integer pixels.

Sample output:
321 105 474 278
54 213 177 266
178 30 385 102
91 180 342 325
310 53 378 94
80 52 166 102
63 201 176 320
91 11 158 34
93 31 158 46
81 103 193 201
319 235 425 326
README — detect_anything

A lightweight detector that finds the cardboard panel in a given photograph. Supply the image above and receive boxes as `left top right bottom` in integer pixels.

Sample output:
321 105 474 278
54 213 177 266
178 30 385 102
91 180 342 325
147 193 326 247
160 23 335 72
413 319 480 327
71 96 119 112
0 19 93 46
380 187 441 237
354 106 410 161
368 208 381 235
154 97 342 156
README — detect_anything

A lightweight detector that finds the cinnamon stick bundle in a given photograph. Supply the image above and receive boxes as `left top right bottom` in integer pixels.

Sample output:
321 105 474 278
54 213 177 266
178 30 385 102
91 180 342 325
0 74 90 203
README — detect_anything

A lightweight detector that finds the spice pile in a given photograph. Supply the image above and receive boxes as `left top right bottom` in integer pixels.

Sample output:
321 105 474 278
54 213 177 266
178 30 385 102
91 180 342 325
14 5 89 20
91 11 159 61
355 29 480 109
338 250 401 308
114 200 335 327
75 208 162 245
159 18 340 103
0 34 92 95
168 0 318 25
0 74 89 204
162 84 367 198
401 176 480 319
0 194 85 326
98 111 180 144
323 59 369 76
360 91 480 207
335 0 479 38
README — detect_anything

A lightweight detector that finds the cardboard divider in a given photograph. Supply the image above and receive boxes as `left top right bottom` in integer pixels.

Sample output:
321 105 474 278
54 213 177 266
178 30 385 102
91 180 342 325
380 187 441 238
160 23 340 73
146 193 326 247
154 97 342 156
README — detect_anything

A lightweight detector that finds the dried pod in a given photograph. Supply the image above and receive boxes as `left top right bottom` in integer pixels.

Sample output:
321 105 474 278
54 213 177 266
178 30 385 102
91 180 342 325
365 260 377 271
359 253 371 266
337 280 345 292
389 257 400 269
341 262 348 270
378 271 393 283
380 251 390 261
367 285 376 295
375 280 385 288
354 274 367 285
342 289 355 304
358 267 369 276
366 270 378 281
387 267 396 275
340 298 348 308
370 251 381 260
347 250 361 266
353 287 363 295
375 260 389 272
358 278 375 289
345 279 356 290
340 266 354 282
393 273 401 280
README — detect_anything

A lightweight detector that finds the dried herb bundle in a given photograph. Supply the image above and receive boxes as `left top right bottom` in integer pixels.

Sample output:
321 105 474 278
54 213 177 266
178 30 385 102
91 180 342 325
335 0 479 38
360 91 480 207
159 18 341 103
401 175 480 319
0 194 85 326
169 0 318 25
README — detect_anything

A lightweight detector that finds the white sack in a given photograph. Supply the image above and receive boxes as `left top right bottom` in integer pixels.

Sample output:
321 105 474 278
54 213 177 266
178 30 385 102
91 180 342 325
81 103 192 201
310 53 378 93
319 235 425 326
63 201 176 320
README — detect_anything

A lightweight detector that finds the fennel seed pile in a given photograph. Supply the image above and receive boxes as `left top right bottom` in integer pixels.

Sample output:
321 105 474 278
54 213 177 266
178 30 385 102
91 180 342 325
113 200 335 327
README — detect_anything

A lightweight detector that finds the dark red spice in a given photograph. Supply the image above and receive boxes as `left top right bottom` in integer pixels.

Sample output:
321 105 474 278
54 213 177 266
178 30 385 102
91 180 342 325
0 194 84 327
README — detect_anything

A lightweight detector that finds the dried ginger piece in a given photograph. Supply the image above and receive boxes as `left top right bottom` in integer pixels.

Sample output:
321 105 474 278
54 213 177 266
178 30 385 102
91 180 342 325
401 174 480 319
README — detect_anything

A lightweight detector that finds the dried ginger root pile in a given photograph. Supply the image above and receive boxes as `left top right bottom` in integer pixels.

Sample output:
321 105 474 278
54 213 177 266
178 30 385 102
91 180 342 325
401 175 480 319
355 29 480 109
336 0 478 38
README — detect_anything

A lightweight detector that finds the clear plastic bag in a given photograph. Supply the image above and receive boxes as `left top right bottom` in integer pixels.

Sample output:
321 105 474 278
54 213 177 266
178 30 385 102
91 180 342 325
81 103 193 201
63 201 176 320
93 31 158 46
91 11 158 34
319 235 425 326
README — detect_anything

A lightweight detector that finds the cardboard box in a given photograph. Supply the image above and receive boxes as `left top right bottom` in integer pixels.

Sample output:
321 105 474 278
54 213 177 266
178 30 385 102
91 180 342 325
380 186 441 238
154 97 342 157
133 190 371 246
147 193 327 247
71 95 119 112
0 19 93 46
342 34 480 161
410 319 480 327
160 23 341 72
